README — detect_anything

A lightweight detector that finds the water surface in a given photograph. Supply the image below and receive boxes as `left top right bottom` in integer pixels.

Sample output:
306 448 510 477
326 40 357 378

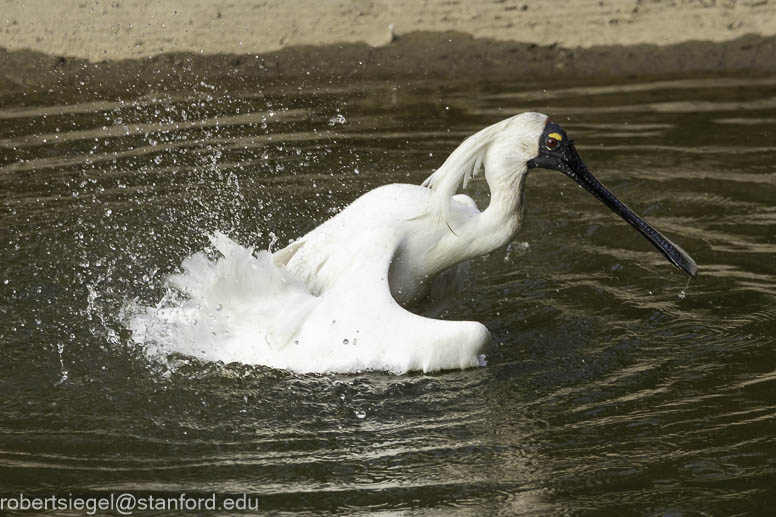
1 76 775 515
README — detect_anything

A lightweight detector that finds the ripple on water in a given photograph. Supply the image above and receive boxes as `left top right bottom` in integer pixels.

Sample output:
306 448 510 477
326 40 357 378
1 76 775 514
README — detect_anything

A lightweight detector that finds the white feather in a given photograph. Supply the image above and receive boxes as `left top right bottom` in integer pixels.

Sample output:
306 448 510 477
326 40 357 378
130 113 551 373
421 114 539 227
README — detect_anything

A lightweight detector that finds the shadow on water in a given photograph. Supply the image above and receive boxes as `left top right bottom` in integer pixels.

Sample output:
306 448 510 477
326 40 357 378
1 76 775 515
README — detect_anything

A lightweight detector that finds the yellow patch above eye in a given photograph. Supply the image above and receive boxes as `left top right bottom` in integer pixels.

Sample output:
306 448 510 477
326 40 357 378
548 132 563 141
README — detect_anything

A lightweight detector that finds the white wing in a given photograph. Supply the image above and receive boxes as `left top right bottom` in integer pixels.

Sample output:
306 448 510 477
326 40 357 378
275 225 490 373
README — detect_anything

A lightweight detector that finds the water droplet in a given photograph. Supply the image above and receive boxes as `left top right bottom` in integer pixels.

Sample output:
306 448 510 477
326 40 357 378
105 209 112 217
328 114 346 126
215 304 223 311
342 339 349 345
353 168 360 175
354 410 366 419
478 354 488 367
154 155 162 164
678 290 686 300
56 370 69 385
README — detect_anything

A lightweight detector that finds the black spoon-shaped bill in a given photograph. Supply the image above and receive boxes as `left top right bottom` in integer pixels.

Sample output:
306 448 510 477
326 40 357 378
527 127 697 278
559 143 697 278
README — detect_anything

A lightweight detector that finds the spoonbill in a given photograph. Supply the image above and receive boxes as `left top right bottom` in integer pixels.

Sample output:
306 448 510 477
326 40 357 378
133 112 696 373
265 112 697 372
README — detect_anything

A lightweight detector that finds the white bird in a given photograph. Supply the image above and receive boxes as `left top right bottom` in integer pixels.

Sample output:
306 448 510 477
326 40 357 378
132 112 697 374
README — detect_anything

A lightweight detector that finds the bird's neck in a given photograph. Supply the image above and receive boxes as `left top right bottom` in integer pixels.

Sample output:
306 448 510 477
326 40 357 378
435 170 526 263
475 167 527 251
422 166 527 278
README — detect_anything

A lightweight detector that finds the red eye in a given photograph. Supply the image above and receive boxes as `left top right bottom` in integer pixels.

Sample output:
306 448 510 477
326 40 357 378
545 136 559 150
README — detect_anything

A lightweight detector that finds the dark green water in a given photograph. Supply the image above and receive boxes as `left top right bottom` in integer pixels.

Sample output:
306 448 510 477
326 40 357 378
1 76 775 515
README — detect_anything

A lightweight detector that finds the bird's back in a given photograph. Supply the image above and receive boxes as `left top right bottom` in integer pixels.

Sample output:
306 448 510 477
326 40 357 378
275 183 482 303
275 184 429 294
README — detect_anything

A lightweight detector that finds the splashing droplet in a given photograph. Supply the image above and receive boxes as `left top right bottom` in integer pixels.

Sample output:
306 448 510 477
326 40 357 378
354 410 366 419
55 343 68 385
328 114 346 126
678 277 692 300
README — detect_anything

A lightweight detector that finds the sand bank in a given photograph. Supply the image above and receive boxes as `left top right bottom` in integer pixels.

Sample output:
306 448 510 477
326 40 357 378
3 0 776 61
1 0 775 95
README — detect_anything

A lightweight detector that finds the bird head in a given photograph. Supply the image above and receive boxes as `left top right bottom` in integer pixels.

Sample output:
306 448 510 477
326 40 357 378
525 118 697 278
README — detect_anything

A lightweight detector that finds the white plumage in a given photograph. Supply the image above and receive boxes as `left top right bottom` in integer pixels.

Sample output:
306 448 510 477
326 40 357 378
130 112 696 373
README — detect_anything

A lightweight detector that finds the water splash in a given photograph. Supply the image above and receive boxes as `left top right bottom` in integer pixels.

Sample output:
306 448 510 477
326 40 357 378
328 113 346 126
55 343 69 385
678 277 692 300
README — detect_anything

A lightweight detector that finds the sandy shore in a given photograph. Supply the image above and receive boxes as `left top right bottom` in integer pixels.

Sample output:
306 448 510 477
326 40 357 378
1 0 776 95
3 0 776 61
